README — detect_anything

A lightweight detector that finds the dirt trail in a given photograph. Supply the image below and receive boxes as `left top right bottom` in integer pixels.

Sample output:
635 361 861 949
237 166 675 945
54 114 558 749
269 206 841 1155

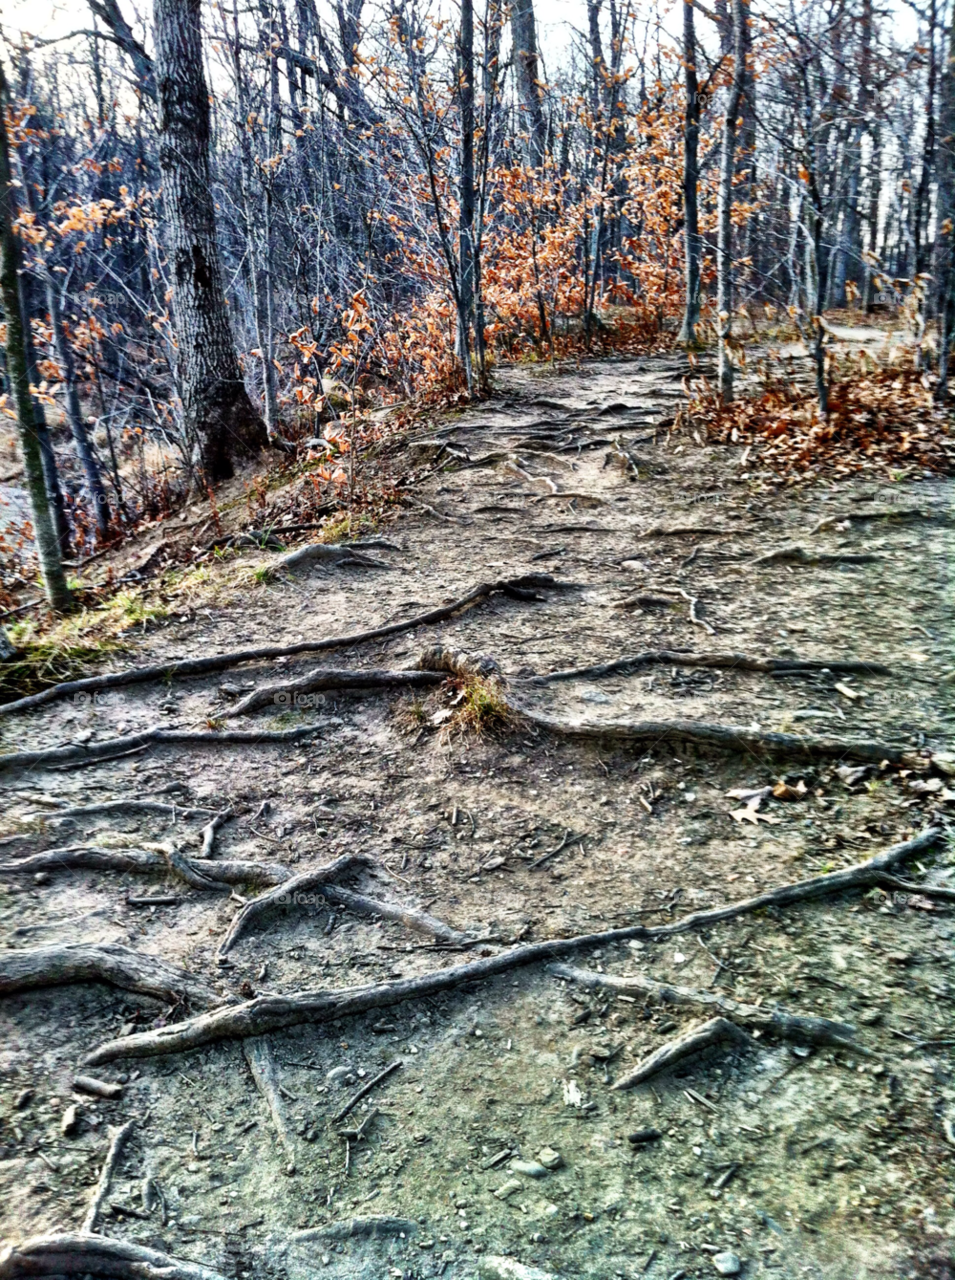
1 351 954 1280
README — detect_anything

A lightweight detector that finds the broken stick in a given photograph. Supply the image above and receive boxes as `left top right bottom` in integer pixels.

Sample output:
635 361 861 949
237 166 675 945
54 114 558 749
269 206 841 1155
244 1037 296 1175
82 1119 136 1233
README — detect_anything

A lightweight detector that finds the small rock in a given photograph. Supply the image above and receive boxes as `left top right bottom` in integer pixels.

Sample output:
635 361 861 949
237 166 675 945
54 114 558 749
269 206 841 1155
478 1257 557 1280
858 1008 883 1026
14 1089 32 1111
61 1104 80 1136
325 1066 354 1088
493 1179 523 1200
536 1147 563 1170
628 1127 662 1145
712 1252 742 1276
510 1160 548 1178
33 872 49 885
218 683 243 697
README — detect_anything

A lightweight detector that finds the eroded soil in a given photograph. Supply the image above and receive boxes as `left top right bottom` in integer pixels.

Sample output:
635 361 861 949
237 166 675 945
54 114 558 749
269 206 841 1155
1 350 954 1280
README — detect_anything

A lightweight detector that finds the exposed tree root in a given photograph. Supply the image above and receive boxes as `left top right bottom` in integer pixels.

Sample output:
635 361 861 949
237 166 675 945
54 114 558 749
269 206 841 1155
161 846 234 893
750 545 881 567
611 1016 755 1089
263 542 393 578
0 574 561 717
0 847 288 887
226 668 444 718
809 506 942 535
510 702 913 764
318 884 472 946
0 1234 226 1280
0 726 322 775
530 650 892 685
292 1217 418 1242
83 829 939 1063
82 1119 136 1233
0 943 223 1008
216 855 372 955
244 1036 296 1174
548 964 859 1050
39 801 219 820
199 808 233 858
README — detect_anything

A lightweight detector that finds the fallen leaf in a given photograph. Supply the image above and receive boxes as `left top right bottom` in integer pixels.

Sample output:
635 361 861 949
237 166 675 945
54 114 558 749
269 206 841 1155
773 779 808 800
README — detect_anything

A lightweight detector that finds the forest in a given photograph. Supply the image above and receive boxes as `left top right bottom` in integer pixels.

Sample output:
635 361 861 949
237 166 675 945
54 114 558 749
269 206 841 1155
0 0 954 1279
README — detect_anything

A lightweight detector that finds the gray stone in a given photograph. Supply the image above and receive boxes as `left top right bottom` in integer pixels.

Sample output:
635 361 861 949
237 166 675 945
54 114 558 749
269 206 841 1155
478 1257 557 1280
712 1252 742 1276
536 1147 563 1170
510 1160 548 1178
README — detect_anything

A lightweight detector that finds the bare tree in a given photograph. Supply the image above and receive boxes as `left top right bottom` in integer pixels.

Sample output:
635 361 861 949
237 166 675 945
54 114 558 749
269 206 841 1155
0 62 71 611
153 0 270 481
716 0 746 401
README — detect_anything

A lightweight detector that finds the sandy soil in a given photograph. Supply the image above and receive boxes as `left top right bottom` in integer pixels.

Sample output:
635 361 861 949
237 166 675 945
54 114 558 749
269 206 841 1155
1 350 954 1280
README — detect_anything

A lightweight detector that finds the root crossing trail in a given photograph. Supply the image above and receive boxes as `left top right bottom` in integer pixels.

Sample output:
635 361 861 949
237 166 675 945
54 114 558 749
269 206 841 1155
1 352 954 1280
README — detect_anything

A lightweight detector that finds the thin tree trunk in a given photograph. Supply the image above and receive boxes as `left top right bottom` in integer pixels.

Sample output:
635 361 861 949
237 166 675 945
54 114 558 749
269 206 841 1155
935 0 955 398
457 0 476 391
716 0 746 403
45 277 111 539
153 0 269 482
21 286 71 559
678 0 701 345
0 65 71 612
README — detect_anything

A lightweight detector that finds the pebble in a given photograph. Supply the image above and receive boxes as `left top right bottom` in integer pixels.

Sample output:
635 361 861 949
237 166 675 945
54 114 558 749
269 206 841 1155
493 1179 523 1200
536 1147 563 1170
14 1089 32 1111
325 1066 354 1088
712 1252 742 1276
510 1160 548 1179
61 1104 80 1136
478 1257 557 1280
33 872 49 885
628 1127 662 1145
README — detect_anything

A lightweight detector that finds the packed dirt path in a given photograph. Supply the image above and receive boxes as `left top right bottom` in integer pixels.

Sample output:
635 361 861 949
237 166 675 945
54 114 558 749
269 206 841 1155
1 352 954 1280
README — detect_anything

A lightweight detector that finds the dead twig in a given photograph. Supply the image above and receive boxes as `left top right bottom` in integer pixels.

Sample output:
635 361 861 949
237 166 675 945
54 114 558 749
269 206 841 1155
334 1059 402 1123
83 1119 136 1233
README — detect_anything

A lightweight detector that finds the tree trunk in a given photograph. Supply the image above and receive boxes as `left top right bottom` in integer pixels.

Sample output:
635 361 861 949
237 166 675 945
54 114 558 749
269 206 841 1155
678 0 701 345
934 0 955 398
45 277 111 540
716 0 746 402
153 0 269 482
511 0 547 167
21 282 72 559
0 66 71 612
457 0 476 391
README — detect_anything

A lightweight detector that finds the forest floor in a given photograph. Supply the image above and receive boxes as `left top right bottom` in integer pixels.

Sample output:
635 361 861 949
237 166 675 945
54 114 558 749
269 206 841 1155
1 339 954 1280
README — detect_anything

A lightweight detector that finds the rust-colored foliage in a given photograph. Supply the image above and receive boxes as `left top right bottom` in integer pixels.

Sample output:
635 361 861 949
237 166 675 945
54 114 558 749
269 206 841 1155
679 364 955 480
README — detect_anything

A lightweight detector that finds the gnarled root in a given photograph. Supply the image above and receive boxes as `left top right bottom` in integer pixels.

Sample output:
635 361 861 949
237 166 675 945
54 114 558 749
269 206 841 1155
0 1233 226 1280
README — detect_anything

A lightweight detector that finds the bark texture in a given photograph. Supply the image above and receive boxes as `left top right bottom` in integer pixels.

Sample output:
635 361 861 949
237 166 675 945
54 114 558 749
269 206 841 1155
153 0 268 480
